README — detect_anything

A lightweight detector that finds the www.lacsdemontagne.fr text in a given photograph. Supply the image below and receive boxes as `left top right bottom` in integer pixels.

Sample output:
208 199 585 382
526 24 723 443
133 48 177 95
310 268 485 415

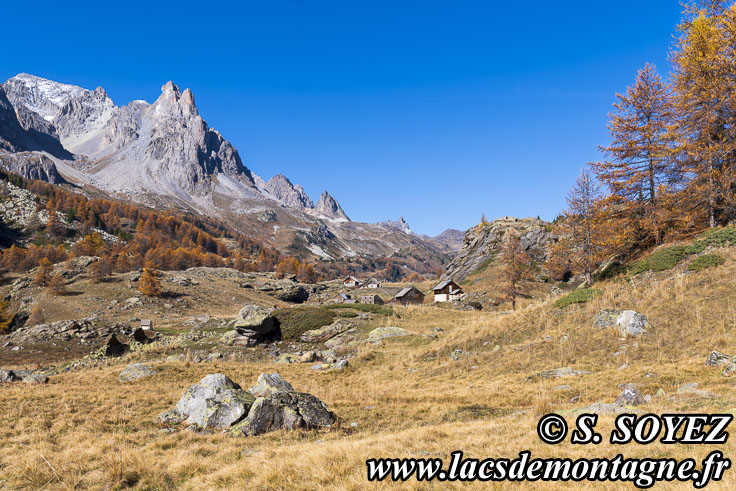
366 450 729 488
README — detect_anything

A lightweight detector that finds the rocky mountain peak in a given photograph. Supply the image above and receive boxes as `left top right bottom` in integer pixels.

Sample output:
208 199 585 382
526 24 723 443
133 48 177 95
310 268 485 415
381 217 412 234
314 191 349 221
263 173 314 209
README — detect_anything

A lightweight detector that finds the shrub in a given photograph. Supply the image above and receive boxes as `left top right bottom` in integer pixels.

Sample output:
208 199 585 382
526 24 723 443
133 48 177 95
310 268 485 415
273 307 335 340
630 245 689 275
48 273 67 296
685 227 736 254
553 288 602 309
688 253 725 272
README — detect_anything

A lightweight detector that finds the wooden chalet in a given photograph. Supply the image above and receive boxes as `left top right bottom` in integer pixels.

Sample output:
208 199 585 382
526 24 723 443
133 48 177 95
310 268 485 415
391 286 425 305
431 280 464 303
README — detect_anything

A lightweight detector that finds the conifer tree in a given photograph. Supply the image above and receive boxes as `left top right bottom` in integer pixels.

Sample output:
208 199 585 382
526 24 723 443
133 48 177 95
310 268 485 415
27 307 45 327
0 298 12 334
499 230 532 311
593 64 678 244
48 273 67 296
34 257 53 286
672 3 736 226
138 263 162 297
89 254 113 283
550 169 617 285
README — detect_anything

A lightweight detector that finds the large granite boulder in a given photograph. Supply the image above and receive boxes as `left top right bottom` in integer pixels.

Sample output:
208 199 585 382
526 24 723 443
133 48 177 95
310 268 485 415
232 391 337 436
233 305 280 345
159 374 255 430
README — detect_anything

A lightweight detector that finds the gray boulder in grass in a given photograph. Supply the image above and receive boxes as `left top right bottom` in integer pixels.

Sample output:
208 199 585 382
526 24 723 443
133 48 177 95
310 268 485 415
159 374 255 429
232 391 337 436
119 363 157 382
615 383 646 406
616 311 651 337
593 309 621 329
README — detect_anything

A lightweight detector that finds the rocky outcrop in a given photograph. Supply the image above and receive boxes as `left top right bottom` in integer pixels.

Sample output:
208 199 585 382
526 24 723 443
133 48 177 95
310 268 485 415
263 173 314 209
442 217 551 281
300 319 356 343
0 152 66 184
232 305 280 345
313 191 349 221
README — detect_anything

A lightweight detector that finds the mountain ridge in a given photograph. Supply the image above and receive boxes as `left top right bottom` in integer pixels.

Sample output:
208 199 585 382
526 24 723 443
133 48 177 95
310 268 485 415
0 73 452 266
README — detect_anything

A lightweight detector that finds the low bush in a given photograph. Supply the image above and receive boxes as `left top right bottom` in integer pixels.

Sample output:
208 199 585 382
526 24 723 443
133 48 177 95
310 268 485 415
688 253 725 272
685 227 736 254
323 303 393 316
553 288 602 309
630 245 689 275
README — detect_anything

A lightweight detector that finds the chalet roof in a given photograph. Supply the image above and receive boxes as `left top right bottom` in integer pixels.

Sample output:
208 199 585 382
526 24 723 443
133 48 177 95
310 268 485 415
395 287 421 298
363 277 381 284
343 276 358 282
140 319 152 326
336 293 351 300
432 280 452 291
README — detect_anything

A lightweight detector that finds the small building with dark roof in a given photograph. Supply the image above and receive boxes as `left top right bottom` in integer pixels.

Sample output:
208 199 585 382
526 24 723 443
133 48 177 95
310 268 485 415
391 286 425 305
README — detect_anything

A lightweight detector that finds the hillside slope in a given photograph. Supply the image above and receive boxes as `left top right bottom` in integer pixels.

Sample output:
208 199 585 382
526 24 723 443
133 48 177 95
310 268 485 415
1 228 735 488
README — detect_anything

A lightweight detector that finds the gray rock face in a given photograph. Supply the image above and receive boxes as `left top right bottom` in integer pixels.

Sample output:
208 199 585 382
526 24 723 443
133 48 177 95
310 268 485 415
615 383 646 406
119 363 157 382
616 311 651 337
313 191 350 221
300 319 356 343
248 373 294 398
232 391 337 436
159 374 255 430
263 173 314 209
593 309 622 329
0 86 71 159
441 217 551 281
233 305 280 345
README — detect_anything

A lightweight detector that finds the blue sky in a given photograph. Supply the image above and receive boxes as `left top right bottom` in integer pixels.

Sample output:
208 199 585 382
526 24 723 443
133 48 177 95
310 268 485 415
1 1 684 235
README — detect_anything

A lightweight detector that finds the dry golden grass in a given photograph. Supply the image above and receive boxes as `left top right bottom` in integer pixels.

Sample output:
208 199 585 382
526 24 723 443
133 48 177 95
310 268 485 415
2 248 736 489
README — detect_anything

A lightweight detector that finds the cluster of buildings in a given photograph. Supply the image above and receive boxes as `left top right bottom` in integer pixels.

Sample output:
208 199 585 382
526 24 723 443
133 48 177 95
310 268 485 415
334 276 465 306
